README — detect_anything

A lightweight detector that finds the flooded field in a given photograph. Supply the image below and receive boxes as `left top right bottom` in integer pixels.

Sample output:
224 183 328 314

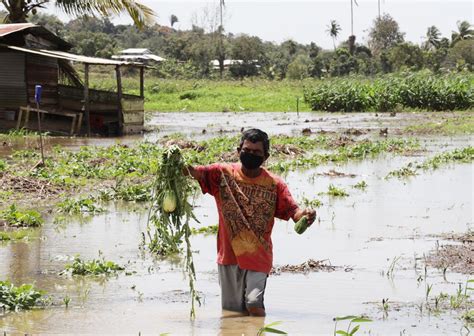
0 112 472 335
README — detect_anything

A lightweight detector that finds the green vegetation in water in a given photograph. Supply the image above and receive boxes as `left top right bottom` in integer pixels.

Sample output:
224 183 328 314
304 72 473 112
269 138 420 173
0 229 36 242
301 197 323 208
257 321 287 335
0 204 43 227
0 280 47 311
323 184 349 197
191 225 218 235
462 310 474 324
332 315 372 336
56 197 105 215
352 181 368 190
387 146 473 179
61 253 125 276
104 183 152 202
146 146 200 319
404 113 474 135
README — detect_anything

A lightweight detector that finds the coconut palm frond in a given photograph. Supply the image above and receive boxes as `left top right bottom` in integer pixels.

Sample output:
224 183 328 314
55 0 155 28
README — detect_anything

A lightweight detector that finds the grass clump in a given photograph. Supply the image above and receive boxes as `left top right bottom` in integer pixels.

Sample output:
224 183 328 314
56 197 105 215
0 205 43 227
0 280 47 311
301 197 323 208
61 254 124 276
323 184 349 197
0 229 35 242
353 181 368 190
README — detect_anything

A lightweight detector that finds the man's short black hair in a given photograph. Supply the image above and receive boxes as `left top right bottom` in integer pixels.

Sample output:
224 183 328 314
239 128 270 156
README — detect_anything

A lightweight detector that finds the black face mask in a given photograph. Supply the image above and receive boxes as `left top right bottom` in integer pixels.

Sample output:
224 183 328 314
239 152 264 170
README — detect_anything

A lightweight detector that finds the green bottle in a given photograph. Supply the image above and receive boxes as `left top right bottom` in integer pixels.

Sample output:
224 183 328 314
294 216 309 235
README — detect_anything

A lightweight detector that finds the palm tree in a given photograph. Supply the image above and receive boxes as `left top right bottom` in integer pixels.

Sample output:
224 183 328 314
170 14 178 27
1 0 155 29
326 20 341 50
451 20 474 45
425 25 441 49
348 0 358 55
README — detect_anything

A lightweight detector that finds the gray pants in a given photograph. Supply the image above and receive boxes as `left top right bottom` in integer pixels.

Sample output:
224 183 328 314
218 264 268 312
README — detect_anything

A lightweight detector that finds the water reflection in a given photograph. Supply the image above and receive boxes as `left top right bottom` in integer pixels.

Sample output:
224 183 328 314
219 310 265 336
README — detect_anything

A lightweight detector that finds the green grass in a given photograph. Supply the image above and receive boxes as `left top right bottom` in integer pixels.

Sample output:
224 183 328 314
87 74 312 112
404 113 474 135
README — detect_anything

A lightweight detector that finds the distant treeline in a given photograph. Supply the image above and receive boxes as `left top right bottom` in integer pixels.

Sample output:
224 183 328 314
3 11 473 79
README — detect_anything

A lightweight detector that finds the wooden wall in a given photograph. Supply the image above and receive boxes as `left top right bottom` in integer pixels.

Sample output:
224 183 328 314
0 51 27 109
25 54 58 109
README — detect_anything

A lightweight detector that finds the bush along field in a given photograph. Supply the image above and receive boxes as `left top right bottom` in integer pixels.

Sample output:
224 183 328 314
84 69 473 113
303 71 474 112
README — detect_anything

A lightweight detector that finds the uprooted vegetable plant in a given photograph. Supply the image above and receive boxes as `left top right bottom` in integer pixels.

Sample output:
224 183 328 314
145 145 200 319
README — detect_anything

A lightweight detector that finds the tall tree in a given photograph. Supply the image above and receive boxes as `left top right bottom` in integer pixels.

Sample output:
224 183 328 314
424 25 441 50
170 14 178 27
1 0 155 29
326 19 341 51
451 20 474 46
348 0 358 54
217 0 225 78
368 13 405 56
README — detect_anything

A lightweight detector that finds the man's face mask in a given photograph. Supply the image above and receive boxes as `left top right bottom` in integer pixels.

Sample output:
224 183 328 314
239 151 264 170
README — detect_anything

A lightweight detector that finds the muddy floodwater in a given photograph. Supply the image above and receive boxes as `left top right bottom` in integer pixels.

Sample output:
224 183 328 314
1 112 473 335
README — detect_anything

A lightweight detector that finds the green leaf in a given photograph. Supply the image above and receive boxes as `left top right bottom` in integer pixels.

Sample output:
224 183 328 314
335 331 350 335
349 325 360 335
350 318 372 323
263 321 284 328
261 327 287 335
334 315 358 321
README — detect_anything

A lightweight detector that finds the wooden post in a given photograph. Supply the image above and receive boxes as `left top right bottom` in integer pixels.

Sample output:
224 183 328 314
116 65 123 135
139 67 144 98
84 63 90 136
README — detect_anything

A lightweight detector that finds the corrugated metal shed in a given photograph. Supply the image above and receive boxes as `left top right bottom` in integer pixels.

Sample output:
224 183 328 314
2 44 143 66
0 23 71 50
0 23 34 37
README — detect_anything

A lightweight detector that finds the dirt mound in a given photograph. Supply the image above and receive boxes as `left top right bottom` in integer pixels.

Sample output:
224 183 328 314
0 173 62 197
426 243 473 274
272 144 305 157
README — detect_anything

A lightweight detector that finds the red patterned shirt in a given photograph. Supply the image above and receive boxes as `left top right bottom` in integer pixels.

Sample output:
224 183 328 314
195 163 299 274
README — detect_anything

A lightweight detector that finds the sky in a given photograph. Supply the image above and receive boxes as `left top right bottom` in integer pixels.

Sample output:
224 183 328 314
46 0 473 50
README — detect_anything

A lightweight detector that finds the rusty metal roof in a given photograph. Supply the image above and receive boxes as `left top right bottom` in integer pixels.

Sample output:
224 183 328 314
1 44 144 66
0 23 71 50
0 23 36 37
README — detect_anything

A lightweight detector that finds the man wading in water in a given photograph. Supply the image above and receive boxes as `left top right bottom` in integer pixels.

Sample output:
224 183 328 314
187 129 316 316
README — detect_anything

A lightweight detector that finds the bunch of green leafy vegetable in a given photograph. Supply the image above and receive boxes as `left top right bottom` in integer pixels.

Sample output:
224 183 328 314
146 145 200 319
